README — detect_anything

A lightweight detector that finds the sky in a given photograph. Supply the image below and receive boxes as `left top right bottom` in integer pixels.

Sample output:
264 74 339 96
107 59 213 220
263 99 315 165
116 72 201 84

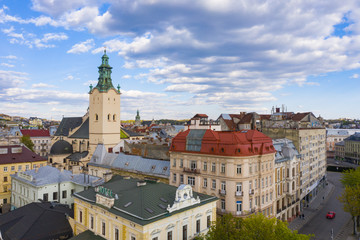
1 0 360 121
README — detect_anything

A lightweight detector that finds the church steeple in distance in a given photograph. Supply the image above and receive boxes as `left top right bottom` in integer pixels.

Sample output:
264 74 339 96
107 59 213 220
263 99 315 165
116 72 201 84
94 49 116 92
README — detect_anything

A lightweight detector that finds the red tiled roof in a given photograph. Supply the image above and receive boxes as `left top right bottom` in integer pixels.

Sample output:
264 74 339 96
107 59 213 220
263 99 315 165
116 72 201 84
171 129 276 157
223 119 237 131
193 114 208 118
260 114 271 120
291 112 312 121
21 129 50 137
0 145 46 164
239 113 253 124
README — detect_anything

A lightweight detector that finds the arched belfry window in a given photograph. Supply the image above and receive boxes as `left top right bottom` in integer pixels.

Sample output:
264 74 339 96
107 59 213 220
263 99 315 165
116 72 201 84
108 114 110 121
113 114 116 121
95 114 98 121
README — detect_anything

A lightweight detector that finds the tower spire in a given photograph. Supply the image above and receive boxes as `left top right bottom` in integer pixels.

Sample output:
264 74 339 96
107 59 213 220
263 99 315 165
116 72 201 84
93 50 115 92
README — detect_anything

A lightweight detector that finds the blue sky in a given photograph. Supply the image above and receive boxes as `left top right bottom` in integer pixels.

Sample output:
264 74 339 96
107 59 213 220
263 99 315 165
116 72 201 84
1 0 360 120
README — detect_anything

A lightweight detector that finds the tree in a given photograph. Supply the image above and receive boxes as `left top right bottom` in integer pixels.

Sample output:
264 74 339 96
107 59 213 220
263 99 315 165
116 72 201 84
339 185 360 235
203 214 312 240
20 135 34 152
340 168 360 235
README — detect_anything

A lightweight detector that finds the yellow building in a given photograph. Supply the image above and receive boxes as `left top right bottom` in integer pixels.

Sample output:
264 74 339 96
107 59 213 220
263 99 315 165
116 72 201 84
0 145 47 207
70 175 217 240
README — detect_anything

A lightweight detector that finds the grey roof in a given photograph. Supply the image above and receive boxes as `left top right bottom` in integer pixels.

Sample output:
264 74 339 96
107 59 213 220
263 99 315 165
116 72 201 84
69 118 89 139
11 166 104 187
66 151 89 162
272 138 300 163
335 141 345 146
122 128 144 137
0 202 73 240
220 113 232 120
345 132 360 141
54 117 83 136
89 145 170 177
69 230 105 240
326 128 359 136
50 140 73 155
74 175 217 226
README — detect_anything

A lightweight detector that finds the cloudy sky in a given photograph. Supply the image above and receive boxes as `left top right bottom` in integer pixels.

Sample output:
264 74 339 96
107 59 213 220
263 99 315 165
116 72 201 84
1 0 360 120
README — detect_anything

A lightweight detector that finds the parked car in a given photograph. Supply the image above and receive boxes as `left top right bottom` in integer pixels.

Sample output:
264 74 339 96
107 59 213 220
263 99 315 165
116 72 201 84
326 211 336 219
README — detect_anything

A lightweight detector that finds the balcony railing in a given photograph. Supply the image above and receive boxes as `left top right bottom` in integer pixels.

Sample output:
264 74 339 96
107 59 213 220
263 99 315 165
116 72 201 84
183 167 200 174
217 208 256 217
219 189 226 196
235 191 243 197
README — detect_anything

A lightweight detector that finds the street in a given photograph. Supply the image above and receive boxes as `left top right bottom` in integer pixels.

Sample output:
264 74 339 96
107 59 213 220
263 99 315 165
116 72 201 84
298 171 352 239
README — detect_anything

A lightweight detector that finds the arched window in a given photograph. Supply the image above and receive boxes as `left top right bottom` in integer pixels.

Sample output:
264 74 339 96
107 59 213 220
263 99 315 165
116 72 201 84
95 114 98 121
113 114 116 121
108 114 110 121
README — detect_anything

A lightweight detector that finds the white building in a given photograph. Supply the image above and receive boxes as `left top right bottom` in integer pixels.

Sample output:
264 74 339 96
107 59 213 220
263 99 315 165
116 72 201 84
11 166 104 209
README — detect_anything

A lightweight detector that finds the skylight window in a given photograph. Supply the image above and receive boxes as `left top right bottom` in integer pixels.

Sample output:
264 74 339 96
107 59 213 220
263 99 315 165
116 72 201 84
160 197 167 203
145 208 154 213
124 202 132 208
158 204 166 209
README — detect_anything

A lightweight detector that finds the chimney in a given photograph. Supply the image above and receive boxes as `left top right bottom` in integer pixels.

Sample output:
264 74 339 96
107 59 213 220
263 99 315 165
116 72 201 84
276 108 280 113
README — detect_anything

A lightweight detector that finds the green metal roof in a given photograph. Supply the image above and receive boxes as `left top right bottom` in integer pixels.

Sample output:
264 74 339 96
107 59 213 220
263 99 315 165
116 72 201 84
92 50 119 93
74 175 217 226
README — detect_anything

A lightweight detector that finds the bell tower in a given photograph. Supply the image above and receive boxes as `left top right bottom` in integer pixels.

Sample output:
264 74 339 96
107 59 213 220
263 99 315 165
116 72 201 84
89 50 121 154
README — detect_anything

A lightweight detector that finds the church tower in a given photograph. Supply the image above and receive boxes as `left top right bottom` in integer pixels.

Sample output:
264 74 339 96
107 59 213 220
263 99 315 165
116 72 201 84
135 109 141 126
89 50 121 154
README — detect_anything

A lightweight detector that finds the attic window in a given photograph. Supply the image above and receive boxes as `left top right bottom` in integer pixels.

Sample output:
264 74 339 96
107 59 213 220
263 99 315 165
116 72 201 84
160 197 168 203
151 165 156 171
124 202 132 208
221 148 224 153
266 146 270 151
211 147 214 152
163 166 168 171
125 162 129 166
145 208 154 213
254 147 258 153
158 203 166 209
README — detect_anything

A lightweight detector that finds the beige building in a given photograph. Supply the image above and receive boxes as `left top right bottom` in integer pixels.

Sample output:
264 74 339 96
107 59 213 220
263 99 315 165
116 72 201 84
70 176 217 240
20 129 51 157
334 141 345 161
344 133 360 165
272 139 301 221
170 129 276 218
262 111 326 205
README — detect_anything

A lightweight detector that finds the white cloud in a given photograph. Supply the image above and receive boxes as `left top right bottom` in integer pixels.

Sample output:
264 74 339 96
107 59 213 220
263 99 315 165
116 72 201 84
31 83 56 88
67 39 95 54
1 55 17 59
350 73 359 78
65 75 74 80
1 63 15 68
42 33 68 42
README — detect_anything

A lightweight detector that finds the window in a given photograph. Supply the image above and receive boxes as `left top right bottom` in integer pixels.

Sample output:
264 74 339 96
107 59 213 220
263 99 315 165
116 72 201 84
11 166 15 171
188 176 195 186
211 163 216 172
3 167 7 172
254 179 257 189
221 181 226 191
62 190 67 199
131 236 136 240
249 199 252 209
71 189 75 195
43 193 48 201
79 210 83 223
221 163 225 173
183 225 187 240
4 186 7 192
236 165 241 174
207 215 211 228
180 159 183 167
180 174 184 184
167 231 172 240
25 165 29 170
173 159 176 167
18 165 22 171
115 228 119 240
95 114 98 121
190 161 197 170
212 179 216 189
236 201 242 213
53 192 58 201
236 183 242 193
266 177 268 187
196 219 200 233
3 177 7 182
173 173 177 182
90 215 94 229
203 162 207 171
113 114 116 121
102 221 106 236
152 237 158 240
203 178 207 188
221 199 226 210
107 114 110 121
262 178 264 188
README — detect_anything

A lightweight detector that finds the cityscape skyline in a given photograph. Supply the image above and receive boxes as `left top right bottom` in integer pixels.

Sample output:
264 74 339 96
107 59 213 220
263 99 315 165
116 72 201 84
1 1 360 120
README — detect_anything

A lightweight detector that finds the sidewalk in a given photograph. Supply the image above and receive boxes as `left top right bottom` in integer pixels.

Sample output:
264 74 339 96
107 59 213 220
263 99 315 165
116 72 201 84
288 181 335 231
335 219 359 240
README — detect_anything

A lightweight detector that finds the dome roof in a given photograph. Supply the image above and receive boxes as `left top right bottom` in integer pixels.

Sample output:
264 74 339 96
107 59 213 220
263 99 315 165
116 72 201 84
50 140 73 155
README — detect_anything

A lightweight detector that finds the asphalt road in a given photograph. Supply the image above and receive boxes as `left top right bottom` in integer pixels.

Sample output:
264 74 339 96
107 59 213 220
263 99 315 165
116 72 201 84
299 172 351 240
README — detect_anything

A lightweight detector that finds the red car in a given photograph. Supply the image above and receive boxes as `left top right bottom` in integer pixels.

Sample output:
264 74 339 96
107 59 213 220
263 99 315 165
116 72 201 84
326 211 336 219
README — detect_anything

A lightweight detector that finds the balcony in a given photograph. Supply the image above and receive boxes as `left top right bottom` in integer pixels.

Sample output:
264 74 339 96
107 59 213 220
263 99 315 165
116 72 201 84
219 189 226 196
183 167 200 174
235 191 243 197
249 189 254 195
217 208 256 217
